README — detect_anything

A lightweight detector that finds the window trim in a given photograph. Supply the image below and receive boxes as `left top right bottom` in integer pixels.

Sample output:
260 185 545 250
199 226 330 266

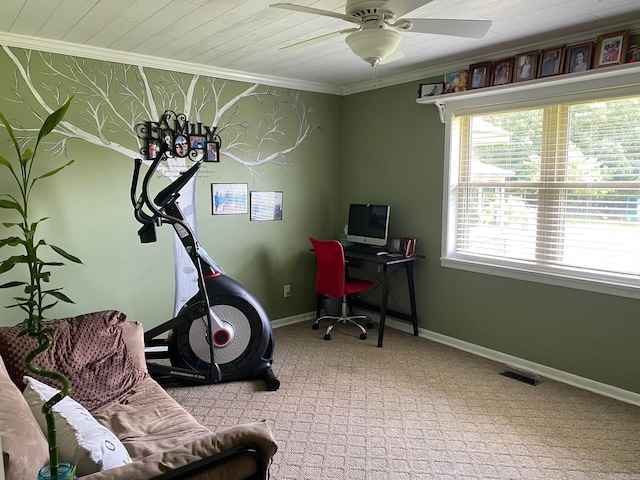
437 64 640 300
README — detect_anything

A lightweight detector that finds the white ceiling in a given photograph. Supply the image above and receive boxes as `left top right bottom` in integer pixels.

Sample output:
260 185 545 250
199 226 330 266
1 0 639 95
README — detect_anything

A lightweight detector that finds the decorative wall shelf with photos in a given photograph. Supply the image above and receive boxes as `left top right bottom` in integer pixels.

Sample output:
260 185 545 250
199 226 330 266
416 61 640 123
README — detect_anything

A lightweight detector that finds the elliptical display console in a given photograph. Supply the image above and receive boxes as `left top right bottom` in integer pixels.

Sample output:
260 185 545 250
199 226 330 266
130 111 279 391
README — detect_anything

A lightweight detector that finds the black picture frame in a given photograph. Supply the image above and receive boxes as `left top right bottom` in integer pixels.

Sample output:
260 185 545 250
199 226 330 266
173 134 190 158
147 139 160 159
205 141 220 163
250 191 283 221
190 135 205 150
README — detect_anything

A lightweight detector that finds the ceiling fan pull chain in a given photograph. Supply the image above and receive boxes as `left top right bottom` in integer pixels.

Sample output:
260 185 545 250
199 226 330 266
372 61 378 87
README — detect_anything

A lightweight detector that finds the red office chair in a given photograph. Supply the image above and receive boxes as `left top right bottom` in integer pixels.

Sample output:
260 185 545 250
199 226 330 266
309 237 373 341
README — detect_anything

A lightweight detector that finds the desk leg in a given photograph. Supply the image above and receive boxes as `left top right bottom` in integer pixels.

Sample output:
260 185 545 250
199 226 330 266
377 268 393 348
407 262 418 337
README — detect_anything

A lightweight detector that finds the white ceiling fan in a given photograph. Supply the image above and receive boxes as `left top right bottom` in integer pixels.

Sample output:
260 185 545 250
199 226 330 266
270 0 492 67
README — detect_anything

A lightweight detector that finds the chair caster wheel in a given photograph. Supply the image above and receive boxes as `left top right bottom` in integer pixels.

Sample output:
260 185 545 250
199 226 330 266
360 333 367 340
366 321 374 329
323 334 331 340
312 324 319 330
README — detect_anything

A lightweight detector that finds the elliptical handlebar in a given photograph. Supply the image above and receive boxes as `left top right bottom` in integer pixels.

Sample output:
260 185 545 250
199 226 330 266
131 143 202 242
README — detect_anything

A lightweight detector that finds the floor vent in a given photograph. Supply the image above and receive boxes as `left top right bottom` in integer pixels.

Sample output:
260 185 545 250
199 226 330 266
500 367 541 386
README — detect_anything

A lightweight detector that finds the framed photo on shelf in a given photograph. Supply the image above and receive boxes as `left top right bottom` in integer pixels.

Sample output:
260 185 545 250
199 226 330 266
566 42 593 73
389 238 403 254
538 46 565 78
402 238 416 257
211 183 248 215
594 30 628 68
250 191 283 221
443 71 461 93
514 51 538 82
490 58 514 86
469 62 491 89
418 83 443 98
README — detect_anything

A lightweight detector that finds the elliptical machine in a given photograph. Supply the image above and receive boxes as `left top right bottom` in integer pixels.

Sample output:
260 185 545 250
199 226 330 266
130 123 279 391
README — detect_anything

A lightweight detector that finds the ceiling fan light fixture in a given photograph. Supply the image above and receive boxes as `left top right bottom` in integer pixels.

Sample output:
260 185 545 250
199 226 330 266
345 29 402 66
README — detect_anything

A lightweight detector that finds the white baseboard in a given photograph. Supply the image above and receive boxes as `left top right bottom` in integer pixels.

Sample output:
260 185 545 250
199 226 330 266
271 312 316 329
272 311 640 407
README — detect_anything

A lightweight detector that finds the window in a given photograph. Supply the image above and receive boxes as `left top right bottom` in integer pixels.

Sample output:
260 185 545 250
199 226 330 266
444 93 640 297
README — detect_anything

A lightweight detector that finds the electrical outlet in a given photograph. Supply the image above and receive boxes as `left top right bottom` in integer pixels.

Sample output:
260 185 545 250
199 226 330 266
283 284 291 297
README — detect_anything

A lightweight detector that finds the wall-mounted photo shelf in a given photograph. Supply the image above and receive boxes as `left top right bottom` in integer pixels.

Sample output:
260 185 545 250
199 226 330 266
417 62 640 123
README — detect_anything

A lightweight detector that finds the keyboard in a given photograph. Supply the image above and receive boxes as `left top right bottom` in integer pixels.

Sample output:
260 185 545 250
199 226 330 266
343 244 385 254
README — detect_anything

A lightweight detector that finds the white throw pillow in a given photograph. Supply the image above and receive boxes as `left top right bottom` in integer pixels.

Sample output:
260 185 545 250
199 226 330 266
22 376 132 476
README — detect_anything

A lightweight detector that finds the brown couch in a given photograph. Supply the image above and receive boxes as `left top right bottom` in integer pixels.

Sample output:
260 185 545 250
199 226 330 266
0 311 277 480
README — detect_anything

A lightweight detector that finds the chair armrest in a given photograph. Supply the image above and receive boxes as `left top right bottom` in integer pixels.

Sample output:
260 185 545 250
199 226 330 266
150 445 267 480
81 421 277 480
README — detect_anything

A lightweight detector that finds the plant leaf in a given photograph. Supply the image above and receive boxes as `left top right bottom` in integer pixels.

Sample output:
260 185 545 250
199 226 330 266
50 245 82 264
0 281 26 289
0 199 24 216
0 111 21 159
0 237 24 248
37 96 73 143
0 155 16 175
47 290 74 304
0 256 26 274
21 148 33 165
32 160 74 184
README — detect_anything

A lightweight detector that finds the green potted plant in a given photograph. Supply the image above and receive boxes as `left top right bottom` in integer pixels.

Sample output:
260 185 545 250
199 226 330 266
0 97 81 480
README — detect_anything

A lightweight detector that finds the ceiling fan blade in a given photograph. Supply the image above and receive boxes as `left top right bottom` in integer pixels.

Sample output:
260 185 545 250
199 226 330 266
405 18 492 38
380 46 404 64
382 0 434 19
280 28 359 51
270 3 360 25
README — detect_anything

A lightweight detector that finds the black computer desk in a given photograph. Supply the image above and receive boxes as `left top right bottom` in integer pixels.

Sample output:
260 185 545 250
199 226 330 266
343 251 424 347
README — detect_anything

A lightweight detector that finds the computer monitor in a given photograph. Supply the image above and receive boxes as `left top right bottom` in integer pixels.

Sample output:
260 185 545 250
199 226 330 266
346 204 390 248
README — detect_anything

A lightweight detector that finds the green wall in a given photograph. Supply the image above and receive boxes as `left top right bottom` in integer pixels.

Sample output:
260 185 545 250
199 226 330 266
1 42 639 397
343 79 640 395
0 47 342 330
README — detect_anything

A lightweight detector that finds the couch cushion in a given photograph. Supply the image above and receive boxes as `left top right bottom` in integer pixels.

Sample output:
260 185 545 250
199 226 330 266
0 356 49 480
92 377 213 460
23 376 133 476
0 310 148 411
80 421 278 480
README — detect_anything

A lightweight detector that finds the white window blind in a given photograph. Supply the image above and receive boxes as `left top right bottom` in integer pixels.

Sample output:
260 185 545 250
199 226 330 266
445 95 640 295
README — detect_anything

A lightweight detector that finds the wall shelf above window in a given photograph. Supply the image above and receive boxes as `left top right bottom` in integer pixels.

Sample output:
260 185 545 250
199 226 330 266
417 62 640 123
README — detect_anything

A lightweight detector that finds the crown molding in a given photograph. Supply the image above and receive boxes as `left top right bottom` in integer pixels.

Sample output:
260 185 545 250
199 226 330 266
1 24 638 98
341 25 640 96
0 31 342 96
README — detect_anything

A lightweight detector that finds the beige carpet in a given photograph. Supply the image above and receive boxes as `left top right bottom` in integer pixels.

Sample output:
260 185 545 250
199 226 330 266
167 321 640 479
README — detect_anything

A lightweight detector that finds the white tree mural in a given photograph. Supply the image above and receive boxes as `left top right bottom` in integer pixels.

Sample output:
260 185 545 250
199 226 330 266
1 46 322 313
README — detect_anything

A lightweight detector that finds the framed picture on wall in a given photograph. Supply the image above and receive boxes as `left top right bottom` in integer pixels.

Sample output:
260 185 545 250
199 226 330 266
211 183 248 215
594 30 628 68
250 191 283 221
205 141 219 162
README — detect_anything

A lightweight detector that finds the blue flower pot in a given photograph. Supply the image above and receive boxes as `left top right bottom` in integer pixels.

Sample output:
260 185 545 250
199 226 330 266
37 462 77 480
